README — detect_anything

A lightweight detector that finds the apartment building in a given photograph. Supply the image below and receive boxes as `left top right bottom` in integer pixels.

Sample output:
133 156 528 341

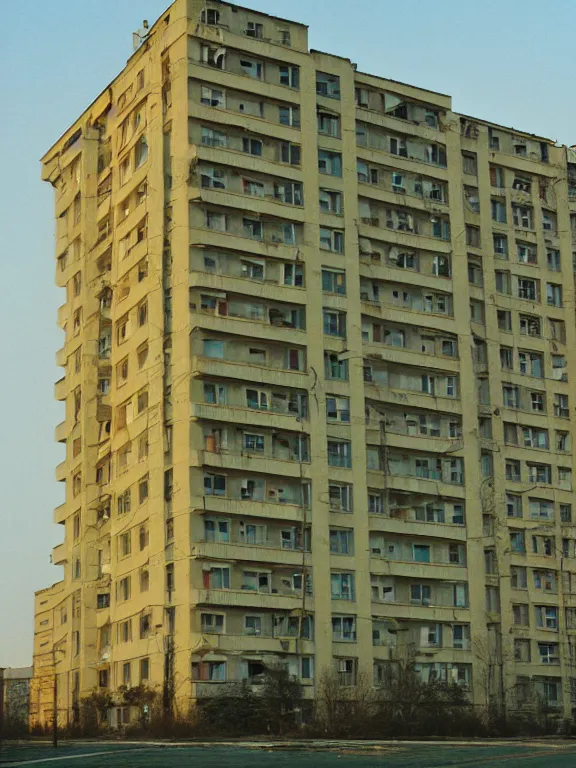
32 0 576 725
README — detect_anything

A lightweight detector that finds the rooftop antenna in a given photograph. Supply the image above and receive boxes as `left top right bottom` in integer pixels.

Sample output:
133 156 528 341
133 19 149 51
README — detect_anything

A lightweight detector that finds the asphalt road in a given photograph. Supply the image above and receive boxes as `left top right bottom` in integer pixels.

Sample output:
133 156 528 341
3 741 576 767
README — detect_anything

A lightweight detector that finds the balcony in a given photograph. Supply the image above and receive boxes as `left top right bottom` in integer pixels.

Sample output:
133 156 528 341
202 494 310 524
196 448 311 480
191 587 312 611
52 542 68 565
55 421 67 443
193 540 310 567
194 305 305 345
57 303 68 329
371 597 468 621
370 553 466 581
54 377 67 401
55 460 67 482
55 347 67 367
189 270 305 305
192 355 307 389
53 503 67 525
191 401 304 431
369 514 466 541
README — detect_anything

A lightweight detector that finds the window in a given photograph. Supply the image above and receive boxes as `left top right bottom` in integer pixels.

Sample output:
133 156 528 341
204 473 226 496
329 483 353 512
201 126 226 148
242 137 262 156
547 249 561 271
134 135 148 168
322 269 346 295
519 315 541 337
513 205 533 229
538 643 560 665
201 8 220 24
500 346 513 370
319 189 343 213
316 72 340 99
97 593 110 609
535 605 558 630
201 167 226 189
332 615 356 641
201 613 224 634
317 112 340 137
203 339 224 359
320 227 344 252
245 21 263 38
561 504 572 523
192 660 226 681
245 615 262 636
493 234 508 257
325 353 348 381
279 105 300 127
281 263 304 289
280 141 300 165
546 283 562 307
554 393 569 418
330 529 353 555
326 395 350 423
279 65 299 88
511 566 527 589
327 440 351 468
517 278 537 301
462 153 477 175
243 433 265 452
512 604 529 626
204 383 226 405
331 572 355 600
491 200 507 223
205 519 230 542
510 530 526 554
527 463 551 484
138 474 149 504
201 86 225 108
519 350 543 378
411 584 431 605
323 310 346 337
497 310 512 331
139 570 149 593
117 488 131 515
495 270 511 294
505 459 521 482
119 532 131 558
517 242 537 264
239 58 262 79
318 150 342 177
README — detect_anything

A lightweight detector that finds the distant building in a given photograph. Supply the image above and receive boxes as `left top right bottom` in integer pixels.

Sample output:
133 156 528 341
1 667 32 731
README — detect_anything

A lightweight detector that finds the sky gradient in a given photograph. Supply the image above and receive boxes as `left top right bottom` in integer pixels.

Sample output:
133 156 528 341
1 0 576 668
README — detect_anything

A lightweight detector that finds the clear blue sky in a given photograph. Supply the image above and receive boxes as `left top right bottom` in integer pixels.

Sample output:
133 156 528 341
1 0 575 668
